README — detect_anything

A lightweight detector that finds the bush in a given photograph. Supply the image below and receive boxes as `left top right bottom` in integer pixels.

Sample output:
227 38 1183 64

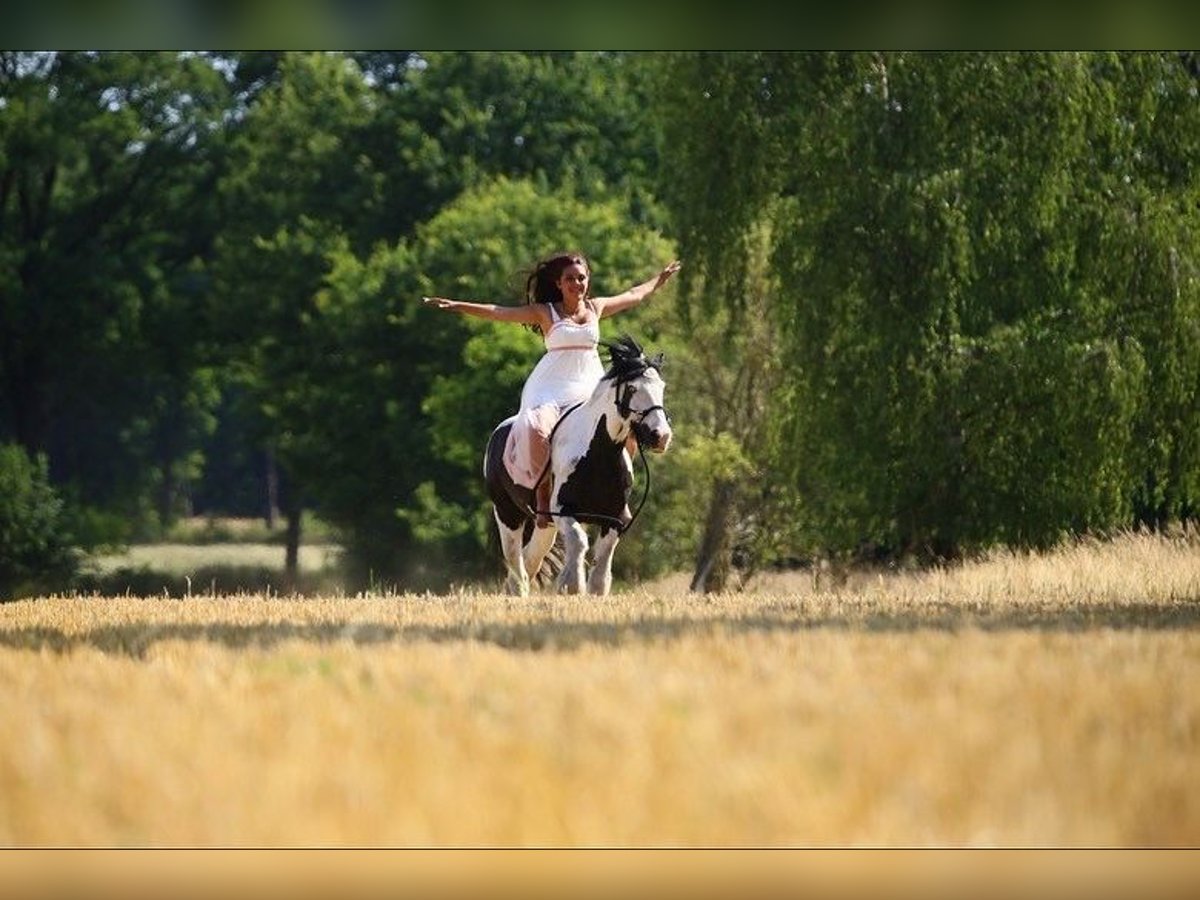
0 443 76 600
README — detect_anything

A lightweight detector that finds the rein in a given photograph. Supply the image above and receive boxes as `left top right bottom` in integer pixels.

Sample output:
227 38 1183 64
530 390 660 535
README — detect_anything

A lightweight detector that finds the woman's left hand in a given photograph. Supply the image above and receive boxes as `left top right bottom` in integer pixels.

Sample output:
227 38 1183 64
656 260 682 289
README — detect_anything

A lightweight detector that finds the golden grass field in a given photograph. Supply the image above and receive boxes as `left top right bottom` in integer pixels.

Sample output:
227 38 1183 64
2 530 1199 849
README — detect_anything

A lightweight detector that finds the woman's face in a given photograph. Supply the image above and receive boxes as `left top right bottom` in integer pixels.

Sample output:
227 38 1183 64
556 260 590 304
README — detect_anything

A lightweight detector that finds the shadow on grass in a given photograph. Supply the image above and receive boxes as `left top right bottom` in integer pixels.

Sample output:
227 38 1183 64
73 564 342 599
3 599 1200 659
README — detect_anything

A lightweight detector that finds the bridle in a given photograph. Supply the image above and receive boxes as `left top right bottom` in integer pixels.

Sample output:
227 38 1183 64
616 379 670 442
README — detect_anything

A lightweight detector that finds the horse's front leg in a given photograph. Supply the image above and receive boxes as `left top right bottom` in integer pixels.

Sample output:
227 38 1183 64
587 526 620 596
556 517 588 594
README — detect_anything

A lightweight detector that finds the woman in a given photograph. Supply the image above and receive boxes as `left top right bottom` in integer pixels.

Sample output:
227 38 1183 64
424 252 680 527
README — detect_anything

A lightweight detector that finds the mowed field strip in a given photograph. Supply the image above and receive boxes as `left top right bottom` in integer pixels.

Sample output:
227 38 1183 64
2 531 1199 846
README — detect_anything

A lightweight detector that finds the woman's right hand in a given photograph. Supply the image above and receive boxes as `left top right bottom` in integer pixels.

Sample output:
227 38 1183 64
422 296 456 311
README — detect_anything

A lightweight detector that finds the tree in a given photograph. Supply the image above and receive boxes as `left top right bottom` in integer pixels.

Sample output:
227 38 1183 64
600 213 791 591
658 52 1200 562
241 174 671 590
213 52 380 581
208 52 670 586
0 51 231 536
354 51 668 241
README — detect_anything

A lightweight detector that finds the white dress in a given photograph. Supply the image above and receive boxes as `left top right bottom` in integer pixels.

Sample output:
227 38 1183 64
504 302 603 489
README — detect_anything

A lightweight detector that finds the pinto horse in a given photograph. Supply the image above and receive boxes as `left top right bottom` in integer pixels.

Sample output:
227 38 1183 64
483 336 672 596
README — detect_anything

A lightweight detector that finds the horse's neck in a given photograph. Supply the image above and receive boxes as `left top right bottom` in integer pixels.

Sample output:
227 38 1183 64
557 387 626 452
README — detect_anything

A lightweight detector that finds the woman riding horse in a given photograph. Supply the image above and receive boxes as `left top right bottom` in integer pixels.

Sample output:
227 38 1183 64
423 252 680 527
484 336 673 595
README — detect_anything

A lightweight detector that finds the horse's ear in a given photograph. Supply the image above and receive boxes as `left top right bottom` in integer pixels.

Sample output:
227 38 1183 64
649 352 665 371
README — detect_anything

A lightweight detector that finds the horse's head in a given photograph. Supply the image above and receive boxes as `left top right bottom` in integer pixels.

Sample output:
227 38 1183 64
600 335 672 454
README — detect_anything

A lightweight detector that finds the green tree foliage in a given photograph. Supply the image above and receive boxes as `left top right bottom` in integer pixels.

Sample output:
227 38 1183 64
0 443 75 600
18 49 1197 596
610 216 792 590
660 52 1200 561
239 175 673 590
270 237 430 586
2 51 679 591
353 51 666 239
0 51 230 536
212 52 381 575
207 51 670 587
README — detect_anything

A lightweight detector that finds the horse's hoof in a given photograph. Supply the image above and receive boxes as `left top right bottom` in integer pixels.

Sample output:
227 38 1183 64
504 578 530 597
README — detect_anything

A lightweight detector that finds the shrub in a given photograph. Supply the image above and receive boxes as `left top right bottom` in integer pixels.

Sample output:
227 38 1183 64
0 443 76 600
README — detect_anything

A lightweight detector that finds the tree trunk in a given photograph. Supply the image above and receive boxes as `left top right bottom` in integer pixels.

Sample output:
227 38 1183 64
690 479 736 593
156 409 183 529
264 450 280 529
284 500 302 591
158 459 177 529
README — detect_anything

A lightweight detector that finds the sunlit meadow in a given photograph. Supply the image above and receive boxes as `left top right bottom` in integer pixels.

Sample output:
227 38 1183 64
2 530 1198 847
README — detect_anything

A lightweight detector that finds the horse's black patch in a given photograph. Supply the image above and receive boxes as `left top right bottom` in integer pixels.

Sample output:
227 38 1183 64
484 422 535 541
555 414 634 535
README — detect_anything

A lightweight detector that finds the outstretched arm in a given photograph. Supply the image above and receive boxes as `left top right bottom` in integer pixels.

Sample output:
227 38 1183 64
592 260 681 318
423 296 547 329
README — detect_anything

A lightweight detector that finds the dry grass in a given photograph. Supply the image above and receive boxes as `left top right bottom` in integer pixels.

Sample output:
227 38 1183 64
2 530 1198 848
85 543 341 576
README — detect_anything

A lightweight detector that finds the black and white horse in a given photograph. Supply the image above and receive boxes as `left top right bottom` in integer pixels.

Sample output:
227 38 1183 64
483 336 672 596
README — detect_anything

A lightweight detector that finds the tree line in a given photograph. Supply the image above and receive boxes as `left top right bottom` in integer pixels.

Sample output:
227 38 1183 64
2 51 1197 599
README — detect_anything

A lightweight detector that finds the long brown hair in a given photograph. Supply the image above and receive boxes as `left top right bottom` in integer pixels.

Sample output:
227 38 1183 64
524 251 591 306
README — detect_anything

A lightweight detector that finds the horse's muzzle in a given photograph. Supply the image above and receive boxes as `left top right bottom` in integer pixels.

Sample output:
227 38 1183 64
634 421 672 453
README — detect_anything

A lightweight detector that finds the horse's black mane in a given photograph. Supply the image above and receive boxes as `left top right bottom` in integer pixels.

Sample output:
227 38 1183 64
600 335 664 384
